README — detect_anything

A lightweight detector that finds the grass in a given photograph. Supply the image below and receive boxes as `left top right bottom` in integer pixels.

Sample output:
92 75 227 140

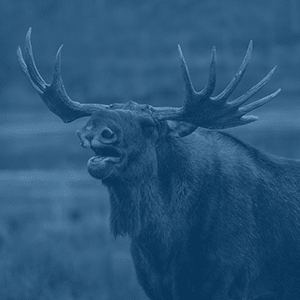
0 170 148 300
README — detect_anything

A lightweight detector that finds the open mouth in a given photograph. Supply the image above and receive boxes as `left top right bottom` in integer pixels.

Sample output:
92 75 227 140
87 145 125 181
90 146 122 164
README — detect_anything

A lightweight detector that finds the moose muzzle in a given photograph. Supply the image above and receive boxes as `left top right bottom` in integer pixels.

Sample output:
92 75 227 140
76 126 118 148
76 126 123 180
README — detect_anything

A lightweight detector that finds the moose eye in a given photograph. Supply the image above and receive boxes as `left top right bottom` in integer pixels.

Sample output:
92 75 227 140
139 118 155 128
139 118 156 136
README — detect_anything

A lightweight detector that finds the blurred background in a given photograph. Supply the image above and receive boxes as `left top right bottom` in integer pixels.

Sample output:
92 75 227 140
1 0 300 299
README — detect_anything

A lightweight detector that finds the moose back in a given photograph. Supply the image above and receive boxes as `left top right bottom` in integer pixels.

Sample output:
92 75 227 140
18 29 300 299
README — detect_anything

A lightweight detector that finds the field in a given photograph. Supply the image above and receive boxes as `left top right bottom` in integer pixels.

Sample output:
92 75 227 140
0 169 148 300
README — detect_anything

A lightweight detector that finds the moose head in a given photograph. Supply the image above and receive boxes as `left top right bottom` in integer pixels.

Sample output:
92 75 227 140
17 28 280 186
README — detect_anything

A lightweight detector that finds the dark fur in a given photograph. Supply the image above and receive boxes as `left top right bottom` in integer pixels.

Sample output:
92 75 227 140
80 106 300 300
103 128 300 300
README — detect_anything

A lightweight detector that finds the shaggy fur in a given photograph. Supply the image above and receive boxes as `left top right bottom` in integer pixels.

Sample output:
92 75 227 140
80 108 300 300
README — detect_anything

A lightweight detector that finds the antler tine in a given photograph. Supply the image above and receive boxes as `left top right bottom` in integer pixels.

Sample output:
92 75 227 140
18 28 108 123
17 46 44 94
212 40 252 101
151 41 281 129
200 46 217 99
178 45 216 103
51 44 76 106
229 65 277 107
178 44 195 99
53 44 64 88
17 28 47 94
23 28 47 92
239 88 281 114
229 88 281 127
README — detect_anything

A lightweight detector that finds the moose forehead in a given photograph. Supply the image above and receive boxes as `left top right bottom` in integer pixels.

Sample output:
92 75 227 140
84 101 154 128
108 101 151 112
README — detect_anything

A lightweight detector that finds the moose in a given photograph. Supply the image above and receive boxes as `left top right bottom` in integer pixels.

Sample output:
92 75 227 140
18 28 300 300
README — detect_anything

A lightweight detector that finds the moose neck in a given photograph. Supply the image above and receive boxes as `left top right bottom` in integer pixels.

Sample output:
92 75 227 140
105 136 196 239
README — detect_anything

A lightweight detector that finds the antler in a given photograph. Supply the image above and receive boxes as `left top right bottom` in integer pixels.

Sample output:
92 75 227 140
17 28 108 123
18 29 280 129
151 41 281 129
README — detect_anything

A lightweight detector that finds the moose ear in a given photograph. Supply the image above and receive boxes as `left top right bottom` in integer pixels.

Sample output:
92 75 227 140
166 120 198 138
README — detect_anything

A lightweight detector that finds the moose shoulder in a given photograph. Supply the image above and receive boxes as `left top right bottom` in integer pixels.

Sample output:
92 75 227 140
18 28 300 300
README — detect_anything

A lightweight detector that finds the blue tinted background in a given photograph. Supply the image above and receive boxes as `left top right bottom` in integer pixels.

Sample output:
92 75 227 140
1 1 300 299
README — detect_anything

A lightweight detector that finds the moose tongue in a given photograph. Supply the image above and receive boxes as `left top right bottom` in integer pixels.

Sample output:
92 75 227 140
91 156 120 163
87 156 119 180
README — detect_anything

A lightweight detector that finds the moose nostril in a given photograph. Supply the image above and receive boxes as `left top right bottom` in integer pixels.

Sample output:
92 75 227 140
101 128 115 140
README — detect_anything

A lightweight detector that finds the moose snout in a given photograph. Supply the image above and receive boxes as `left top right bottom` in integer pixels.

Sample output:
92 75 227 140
76 126 118 148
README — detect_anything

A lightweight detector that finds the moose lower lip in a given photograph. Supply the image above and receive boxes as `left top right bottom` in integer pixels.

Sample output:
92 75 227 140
89 156 121 164
87 155 121 180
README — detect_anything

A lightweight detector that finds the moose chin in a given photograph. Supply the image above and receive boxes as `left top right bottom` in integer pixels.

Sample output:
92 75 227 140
18 28 300 300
